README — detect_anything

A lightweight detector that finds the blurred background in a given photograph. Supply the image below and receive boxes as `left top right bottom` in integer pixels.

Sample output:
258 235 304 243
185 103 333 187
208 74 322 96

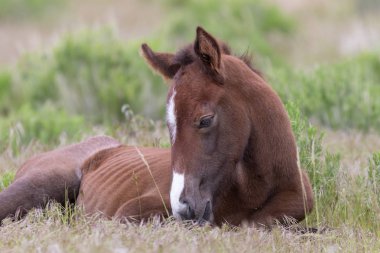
0 0 379 155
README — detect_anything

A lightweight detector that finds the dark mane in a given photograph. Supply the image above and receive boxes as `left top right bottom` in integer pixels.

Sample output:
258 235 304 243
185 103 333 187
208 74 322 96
173 45 194 66
173 43 263 78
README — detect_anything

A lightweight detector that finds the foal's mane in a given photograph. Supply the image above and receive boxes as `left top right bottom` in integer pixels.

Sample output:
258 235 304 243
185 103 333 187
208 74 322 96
173 42 263 78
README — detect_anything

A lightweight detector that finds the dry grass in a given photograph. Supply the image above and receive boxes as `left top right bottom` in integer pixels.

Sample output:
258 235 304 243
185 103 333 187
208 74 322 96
0 206 378 253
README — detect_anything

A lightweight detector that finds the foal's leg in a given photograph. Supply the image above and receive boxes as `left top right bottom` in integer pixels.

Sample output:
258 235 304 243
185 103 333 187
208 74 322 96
0 173 80 223
250 171 314 227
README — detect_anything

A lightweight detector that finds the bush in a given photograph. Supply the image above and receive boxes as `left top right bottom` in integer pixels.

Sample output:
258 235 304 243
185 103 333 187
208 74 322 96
2 28 168 124
270 52 380 131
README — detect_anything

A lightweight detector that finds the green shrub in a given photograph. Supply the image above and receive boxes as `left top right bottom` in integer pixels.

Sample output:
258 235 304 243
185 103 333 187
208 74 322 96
3 28 167 124
271 52 380 131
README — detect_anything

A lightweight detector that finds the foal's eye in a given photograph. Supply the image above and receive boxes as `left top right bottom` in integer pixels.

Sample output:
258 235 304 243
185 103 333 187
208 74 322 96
199 115 214 129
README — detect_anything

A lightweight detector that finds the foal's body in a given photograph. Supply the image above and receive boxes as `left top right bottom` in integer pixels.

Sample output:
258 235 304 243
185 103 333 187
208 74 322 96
0 27 314 227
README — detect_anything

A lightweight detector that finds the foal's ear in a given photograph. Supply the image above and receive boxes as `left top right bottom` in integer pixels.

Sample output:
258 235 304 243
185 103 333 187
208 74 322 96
194 27 222 73
141 43 180 80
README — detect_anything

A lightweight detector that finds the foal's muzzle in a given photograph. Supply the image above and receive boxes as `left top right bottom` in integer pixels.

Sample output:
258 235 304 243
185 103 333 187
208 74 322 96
178 199 213 224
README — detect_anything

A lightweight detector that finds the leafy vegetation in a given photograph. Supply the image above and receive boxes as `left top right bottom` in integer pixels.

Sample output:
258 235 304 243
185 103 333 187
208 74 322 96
2 28 166 122
270 52 380 131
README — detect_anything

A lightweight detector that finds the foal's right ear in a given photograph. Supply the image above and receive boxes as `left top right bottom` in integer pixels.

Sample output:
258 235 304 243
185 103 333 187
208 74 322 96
141 43 180 80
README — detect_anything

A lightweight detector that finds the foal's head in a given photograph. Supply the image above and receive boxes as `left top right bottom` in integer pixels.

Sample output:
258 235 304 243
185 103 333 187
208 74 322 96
142 27 261 223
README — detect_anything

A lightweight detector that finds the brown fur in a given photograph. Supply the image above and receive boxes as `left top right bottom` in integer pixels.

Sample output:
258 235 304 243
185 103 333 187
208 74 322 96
77 146 171 221
0 136 120 222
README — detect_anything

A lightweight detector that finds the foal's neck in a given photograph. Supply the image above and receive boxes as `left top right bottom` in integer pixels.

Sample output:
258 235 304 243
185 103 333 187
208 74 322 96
232 70 298 208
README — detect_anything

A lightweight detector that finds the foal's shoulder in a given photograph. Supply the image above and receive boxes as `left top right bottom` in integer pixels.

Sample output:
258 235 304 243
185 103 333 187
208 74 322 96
80 145 125 175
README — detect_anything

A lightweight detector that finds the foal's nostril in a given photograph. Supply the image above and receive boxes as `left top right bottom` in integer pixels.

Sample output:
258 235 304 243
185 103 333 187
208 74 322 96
186 205 196 220
201 201 212 221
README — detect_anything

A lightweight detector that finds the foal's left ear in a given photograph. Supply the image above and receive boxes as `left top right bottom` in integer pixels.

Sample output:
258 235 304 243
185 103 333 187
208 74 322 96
141 43 180 80
194 27 222 73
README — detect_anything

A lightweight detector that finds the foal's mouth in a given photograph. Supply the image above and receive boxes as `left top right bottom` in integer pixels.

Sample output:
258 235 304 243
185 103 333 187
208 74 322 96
197 201 213 225
178 200 214 225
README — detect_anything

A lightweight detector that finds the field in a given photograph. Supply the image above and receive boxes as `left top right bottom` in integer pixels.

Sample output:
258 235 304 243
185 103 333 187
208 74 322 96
0 0 380 252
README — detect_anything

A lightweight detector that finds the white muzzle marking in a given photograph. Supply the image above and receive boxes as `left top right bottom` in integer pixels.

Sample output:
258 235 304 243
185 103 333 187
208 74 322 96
167 90 177 144
170 172 186 220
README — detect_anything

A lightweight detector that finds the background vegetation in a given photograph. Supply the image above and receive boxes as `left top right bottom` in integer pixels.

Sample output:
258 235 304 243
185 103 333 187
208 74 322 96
0 0 379 252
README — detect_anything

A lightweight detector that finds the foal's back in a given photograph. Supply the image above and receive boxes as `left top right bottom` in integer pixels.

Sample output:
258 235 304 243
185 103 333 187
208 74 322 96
77 146 172 221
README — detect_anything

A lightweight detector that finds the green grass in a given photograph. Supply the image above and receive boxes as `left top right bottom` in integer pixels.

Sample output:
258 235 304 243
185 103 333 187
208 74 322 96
0 171 15 191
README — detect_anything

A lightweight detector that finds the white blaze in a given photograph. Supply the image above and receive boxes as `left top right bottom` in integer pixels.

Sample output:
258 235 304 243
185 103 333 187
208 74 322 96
170 172 186 220
167 89 185 219
166 90 177 144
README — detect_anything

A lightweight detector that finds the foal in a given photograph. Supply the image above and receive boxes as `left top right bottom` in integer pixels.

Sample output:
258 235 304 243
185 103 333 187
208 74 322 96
141 27 314 226
0 27 313 228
